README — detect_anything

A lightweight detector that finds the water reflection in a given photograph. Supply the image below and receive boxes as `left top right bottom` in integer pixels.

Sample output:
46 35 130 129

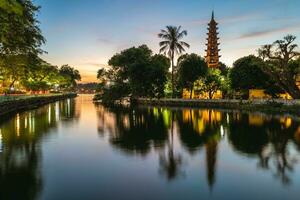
228 113 300 185
0 98 299 199
0 98 78 200
96 105 300 189
97 106 168 155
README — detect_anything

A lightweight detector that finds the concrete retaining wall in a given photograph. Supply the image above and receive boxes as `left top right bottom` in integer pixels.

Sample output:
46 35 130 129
0 93 77 117
133 98 300 113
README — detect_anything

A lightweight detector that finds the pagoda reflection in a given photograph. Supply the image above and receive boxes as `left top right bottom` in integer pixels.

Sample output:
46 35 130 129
95 105 300 188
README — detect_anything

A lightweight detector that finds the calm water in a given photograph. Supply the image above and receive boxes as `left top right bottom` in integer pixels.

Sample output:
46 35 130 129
0 95 300 200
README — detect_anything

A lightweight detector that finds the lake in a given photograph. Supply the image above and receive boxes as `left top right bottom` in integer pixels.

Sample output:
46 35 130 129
0 95 300 200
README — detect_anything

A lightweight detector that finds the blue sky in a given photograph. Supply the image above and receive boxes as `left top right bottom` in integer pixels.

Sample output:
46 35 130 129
35 0 300 82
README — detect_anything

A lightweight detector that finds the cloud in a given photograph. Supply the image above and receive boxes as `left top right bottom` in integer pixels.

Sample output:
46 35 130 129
189 12 262 26
78 62 109 68
97 37 114 45
219 13 262 24
237 24 300 40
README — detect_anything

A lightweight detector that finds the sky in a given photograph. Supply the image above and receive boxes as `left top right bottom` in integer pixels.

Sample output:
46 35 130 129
35 0 300 83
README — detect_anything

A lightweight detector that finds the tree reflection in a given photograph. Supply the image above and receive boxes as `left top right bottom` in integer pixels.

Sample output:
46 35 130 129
0 99 77 200
98 106 169 156
177 109 223 189
159 110 183 181
96 105 300 188
228 113 300 185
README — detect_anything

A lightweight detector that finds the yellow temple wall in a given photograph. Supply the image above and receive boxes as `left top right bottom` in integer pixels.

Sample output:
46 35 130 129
249 89 271 99
182 88 222 99
249 89 292 100
249 75 299 99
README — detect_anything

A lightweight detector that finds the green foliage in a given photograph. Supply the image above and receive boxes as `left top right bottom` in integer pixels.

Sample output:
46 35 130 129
158 26 189 97
59 65 81 89
230 55 287 98
97 84 130 105
218 62 229 76
195 69 224 99
97 45 170 103
0 54 28 87
147 54 170 97
0 0 45 55
288 57 300 77
177 53 208 98
21 57 62 91
258 35 300 99
0 1 80 93
230 55 270 90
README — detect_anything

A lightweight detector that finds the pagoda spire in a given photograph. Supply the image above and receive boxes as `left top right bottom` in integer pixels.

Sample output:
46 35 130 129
205 11 221 68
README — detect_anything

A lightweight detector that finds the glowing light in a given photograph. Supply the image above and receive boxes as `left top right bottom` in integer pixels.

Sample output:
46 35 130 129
25 116 28 129
55 102 60 121
16 114 20 137
220 125 225 138
48 105 52 124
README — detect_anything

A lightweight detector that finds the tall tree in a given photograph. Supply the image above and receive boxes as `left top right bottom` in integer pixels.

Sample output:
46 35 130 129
177 54 208 98
0 0 45 55
229 55 284 98
158 26 190 98
107 45 169 98
258 35 300 99
0 0 45 91
59 65 81 89
22 57 60 91
196 69 223 99
230 56 270 90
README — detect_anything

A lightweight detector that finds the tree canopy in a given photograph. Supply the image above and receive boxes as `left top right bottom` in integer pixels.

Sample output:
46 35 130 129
158 26 189 97
229 55 270 90
59 65 81 89
0 0 45 55
196 69 224 99
97 45 170 103
258 35 300 98
177 53 208 98
0 0 81 94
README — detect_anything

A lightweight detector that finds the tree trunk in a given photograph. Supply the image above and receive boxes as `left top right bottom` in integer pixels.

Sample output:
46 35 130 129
189 85 193 99
285 82 300 99
9 79 16 89
171 53 174 98
209 91 213 99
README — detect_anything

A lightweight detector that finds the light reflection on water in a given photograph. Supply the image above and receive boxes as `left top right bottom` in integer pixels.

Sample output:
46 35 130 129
0 95 300 200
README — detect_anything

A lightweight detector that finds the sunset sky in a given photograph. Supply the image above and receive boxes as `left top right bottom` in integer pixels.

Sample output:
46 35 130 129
35 0 300 83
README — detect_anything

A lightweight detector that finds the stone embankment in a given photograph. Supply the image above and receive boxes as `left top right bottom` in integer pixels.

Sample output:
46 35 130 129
133 98 300 114
0 93 77 117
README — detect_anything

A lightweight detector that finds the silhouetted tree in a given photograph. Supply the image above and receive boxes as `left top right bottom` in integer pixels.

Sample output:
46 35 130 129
177 54 208 98
158 26 190 97
258 35 300 98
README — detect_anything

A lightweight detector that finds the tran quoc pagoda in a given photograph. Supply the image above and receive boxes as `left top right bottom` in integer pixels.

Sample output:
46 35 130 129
183 11 222 99
205 11 221 68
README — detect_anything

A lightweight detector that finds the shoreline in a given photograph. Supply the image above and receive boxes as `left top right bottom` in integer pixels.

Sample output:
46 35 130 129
132 98 300 115
0 93 77 117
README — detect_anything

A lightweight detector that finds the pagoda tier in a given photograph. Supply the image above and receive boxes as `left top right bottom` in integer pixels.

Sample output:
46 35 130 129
205 11 221 68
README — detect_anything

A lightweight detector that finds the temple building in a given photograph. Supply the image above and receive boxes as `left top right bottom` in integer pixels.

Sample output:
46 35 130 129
183 11 222 99
183 11 299 100
205 11 221 68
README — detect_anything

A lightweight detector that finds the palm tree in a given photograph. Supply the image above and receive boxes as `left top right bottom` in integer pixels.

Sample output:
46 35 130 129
158 26 190 98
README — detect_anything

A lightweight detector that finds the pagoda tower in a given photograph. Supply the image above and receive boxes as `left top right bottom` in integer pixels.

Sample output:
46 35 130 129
205 11 221 68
